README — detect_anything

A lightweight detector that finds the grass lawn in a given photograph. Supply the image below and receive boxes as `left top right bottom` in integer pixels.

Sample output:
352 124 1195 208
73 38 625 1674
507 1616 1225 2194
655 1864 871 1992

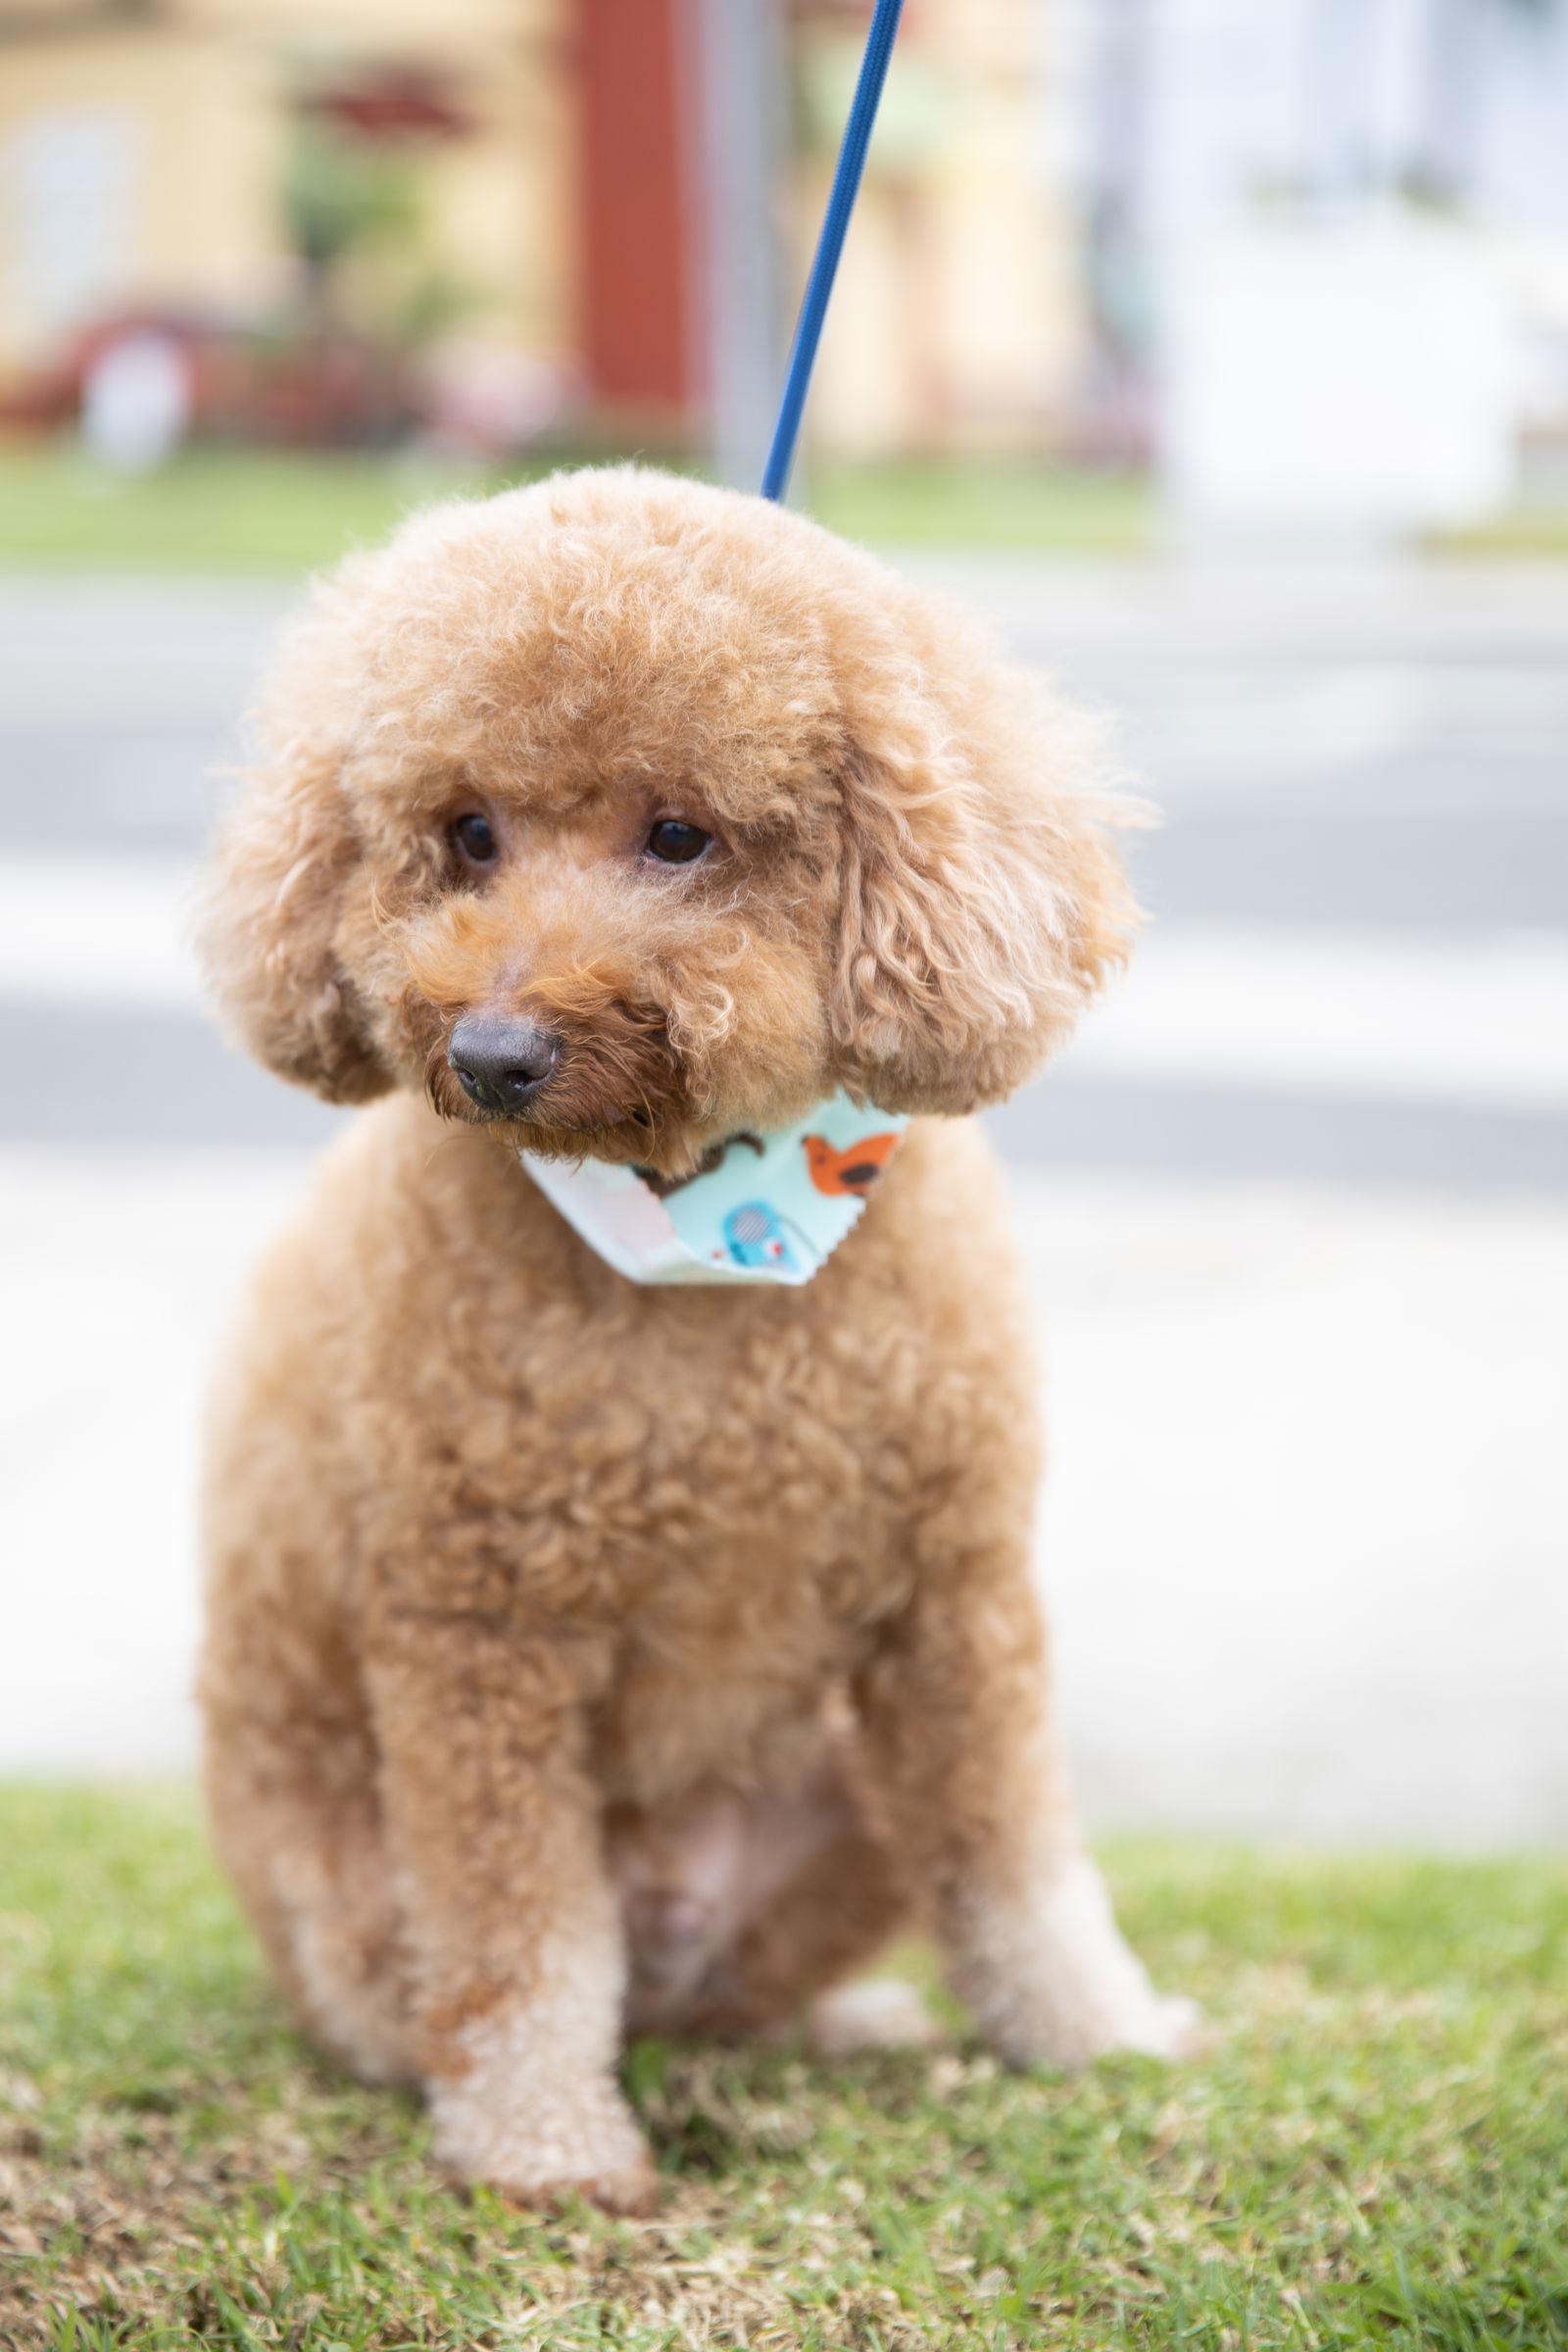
2 1789 1565 2349
0 444 1152 575
1427 511 1568 560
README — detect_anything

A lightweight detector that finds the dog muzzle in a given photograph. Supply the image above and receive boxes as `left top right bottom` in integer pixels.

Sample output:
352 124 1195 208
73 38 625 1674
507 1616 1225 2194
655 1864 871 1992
519 1092 907 1287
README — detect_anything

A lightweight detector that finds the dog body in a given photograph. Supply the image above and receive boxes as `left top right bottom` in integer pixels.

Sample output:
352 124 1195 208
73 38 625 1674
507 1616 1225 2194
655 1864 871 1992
199 470 1189 2211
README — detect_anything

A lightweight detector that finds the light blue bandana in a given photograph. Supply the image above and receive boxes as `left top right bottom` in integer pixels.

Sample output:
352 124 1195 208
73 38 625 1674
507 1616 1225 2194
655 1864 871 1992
519 1091 907 1287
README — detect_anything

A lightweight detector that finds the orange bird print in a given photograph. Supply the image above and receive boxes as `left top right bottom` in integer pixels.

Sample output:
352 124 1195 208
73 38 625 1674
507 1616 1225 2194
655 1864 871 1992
803 1130 903 1198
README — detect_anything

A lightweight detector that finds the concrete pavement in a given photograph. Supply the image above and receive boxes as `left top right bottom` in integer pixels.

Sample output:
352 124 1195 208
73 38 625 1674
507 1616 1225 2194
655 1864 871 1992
2 1142 1563 1843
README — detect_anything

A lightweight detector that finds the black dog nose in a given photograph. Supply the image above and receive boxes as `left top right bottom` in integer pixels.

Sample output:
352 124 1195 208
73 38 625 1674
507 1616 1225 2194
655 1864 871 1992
448 1014 561 1115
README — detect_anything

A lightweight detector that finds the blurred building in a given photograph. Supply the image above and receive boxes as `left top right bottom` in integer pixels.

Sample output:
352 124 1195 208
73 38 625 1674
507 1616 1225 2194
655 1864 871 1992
0 0 1084 462
1071 0 1568 528
794 0 1083 459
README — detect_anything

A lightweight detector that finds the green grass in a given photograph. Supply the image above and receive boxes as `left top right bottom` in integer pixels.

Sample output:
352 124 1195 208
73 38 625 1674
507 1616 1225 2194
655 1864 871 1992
2 1788 1566 2350
10 440 1568 575
0 443 1152 574
1426 509 1568 560
0 446 488 574
809 460 1152 554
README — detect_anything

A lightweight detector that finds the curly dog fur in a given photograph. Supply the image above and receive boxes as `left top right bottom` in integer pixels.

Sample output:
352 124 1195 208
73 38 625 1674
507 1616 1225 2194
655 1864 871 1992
198 467 1192 2214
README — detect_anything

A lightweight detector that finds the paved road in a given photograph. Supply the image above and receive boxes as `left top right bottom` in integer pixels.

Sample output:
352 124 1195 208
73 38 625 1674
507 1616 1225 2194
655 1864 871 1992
1 563 1563 1182
920 558 1568 1190
2 559 1564 1837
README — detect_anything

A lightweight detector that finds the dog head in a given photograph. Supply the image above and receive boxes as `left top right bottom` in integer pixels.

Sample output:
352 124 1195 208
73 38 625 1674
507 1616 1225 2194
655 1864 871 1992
201 468 1136 1178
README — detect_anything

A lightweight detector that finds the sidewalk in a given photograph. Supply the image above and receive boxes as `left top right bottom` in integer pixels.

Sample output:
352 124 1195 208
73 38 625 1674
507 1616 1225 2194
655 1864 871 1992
4 1140 1563 1845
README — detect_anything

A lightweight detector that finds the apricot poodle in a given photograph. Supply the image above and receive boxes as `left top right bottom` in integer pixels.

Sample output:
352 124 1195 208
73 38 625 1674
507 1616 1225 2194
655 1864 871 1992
198 467 1192 2215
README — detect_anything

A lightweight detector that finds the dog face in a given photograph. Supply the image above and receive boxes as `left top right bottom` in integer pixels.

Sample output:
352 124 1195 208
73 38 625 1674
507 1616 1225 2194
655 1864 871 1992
202 468 1135 1174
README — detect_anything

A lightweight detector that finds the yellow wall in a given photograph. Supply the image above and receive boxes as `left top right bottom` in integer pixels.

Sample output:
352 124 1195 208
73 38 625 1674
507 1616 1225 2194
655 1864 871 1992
0 0 572 376
0 30 284 368
801 0 1081 457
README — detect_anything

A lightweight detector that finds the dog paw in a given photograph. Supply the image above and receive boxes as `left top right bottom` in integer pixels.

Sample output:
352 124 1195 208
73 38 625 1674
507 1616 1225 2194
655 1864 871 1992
807 1977 945 2059
1061 1984 1202 2068
1115 1988 1203 2062
963 1857 1203 2073
989 1988 1201 2074
431 2073 656 2214
498 2155 662 2218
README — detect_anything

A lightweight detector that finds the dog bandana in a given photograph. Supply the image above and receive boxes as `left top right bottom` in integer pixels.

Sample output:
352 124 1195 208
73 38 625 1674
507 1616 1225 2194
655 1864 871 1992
519 1092 907 1287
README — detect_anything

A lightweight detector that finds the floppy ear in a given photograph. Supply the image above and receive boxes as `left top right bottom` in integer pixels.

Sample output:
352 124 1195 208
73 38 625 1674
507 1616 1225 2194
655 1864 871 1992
827 610 1138 1118
199 734 392 1105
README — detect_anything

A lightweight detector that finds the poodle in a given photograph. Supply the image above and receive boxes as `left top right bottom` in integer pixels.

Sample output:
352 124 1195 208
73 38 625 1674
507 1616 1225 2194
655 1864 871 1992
198 467 1192 2215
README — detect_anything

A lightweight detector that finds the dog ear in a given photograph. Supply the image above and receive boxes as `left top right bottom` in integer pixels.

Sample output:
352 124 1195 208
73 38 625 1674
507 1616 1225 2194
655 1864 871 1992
200 734 393 1105
827 608 1139 1118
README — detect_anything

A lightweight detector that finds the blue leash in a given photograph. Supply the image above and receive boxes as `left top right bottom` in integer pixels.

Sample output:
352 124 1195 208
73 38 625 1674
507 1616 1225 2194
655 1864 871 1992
760 0 906 503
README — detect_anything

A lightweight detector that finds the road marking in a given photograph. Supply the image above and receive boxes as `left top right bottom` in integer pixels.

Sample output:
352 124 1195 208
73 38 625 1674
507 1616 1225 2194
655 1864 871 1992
1070 927 1568 1110
0 857 198 1010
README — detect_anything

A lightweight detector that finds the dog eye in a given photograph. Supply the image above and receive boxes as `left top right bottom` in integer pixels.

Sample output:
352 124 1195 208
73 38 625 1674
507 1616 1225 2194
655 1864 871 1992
646 819 711 864
452 812 498 864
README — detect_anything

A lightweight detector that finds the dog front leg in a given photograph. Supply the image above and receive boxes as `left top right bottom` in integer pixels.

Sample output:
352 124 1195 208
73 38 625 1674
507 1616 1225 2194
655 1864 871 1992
365 1607 655 2214
856 1562 1195 2071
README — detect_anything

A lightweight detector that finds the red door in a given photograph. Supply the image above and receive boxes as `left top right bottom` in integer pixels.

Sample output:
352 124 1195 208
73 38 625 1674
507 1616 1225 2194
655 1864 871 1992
576 0 696 427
